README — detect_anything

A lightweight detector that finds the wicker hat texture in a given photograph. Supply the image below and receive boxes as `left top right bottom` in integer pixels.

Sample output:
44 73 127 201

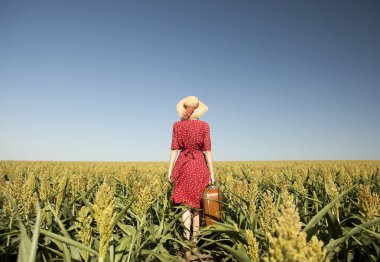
176 96 208 119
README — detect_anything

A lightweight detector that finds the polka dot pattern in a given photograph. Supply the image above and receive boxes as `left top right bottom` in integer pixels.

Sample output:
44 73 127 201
170 119 212 208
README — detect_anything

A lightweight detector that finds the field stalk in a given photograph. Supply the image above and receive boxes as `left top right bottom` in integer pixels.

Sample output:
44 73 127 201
126 231 137 262
6 215 13 247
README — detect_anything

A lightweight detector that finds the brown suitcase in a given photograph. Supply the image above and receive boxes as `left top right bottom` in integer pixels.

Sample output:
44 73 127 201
201 185 223 226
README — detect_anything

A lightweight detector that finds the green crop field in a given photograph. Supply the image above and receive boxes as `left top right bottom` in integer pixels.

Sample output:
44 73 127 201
1 160 379 261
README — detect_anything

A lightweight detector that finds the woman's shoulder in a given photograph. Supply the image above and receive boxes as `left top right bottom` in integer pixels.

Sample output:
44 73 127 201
190 120 210 130
174 119 209 126
172 120 182 129
196 119 209 126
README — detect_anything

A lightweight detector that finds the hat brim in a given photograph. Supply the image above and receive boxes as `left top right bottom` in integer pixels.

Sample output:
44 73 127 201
176 98 208 119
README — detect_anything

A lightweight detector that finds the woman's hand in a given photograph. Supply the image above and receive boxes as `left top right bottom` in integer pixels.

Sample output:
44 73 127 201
209 172 215 185
168 150 179 184
204 150 214 185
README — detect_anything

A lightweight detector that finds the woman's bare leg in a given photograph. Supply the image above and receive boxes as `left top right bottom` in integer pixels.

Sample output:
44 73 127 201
182 209 192 241
192 209 200 243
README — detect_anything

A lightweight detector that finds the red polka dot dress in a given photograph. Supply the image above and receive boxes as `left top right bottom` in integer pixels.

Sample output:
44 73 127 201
170 119 212 209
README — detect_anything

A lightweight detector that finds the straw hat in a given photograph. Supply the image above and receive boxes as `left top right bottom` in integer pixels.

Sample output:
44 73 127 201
176 96 208 119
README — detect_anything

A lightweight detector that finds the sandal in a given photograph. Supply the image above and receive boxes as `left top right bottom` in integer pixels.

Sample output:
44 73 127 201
182 239 196 261
191 239 199 253
184 250 192 261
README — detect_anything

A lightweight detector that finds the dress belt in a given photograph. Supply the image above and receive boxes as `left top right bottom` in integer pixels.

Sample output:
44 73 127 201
182 148 203 159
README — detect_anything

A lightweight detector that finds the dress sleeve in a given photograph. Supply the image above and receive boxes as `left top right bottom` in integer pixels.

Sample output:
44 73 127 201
171 123 181 150
202 123 211 151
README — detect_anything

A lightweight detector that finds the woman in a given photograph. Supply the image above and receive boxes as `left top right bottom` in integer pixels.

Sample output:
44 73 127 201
168 95 215 258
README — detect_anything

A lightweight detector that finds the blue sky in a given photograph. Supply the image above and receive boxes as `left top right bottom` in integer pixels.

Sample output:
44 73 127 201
1 1 379 161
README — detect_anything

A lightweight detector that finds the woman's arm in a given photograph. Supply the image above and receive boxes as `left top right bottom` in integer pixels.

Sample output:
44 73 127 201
204 150 215 184
168 149 180 182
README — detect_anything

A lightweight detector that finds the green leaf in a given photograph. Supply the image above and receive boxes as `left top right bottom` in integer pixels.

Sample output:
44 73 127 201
141 249 180 262
157 199 167 236
198 222 248 245
110 236 115 262
325 217 380 251
117 223 136 236
38 243 64 258
303 184 357 235
159 235 192 249
17 221 31 262
0 230 20 238
162 207 187 235
358 225 380 239
29 203 42 262
113 197 135 228
63 244 72 262
115 235 132 262
216 243 251 262
47 202 82 260
325 209 343 240
38 228 99 256
2 191 37 262
46 235 64 251
47 202 71 238
80 194 95 215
